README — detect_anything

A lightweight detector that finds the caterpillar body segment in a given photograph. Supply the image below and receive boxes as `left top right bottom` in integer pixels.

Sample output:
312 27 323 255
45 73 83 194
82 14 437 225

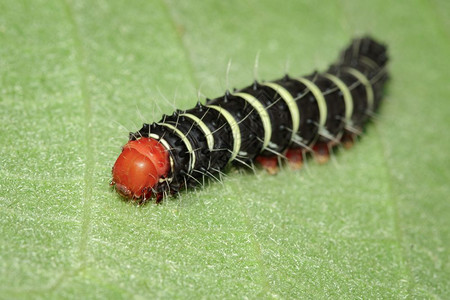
111 36 389 202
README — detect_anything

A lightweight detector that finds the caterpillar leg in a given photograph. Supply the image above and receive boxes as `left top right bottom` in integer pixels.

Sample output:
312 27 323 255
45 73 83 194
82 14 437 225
312 142 331 164
155 192 164 204
255 155 279 175
285 148 304 170
341 132 357 149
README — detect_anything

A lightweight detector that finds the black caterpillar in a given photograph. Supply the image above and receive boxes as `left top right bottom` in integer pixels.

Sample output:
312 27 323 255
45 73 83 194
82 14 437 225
112 36 389 201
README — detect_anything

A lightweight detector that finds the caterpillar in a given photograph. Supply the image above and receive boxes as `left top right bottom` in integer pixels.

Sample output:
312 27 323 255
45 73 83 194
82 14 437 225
111 36 389 203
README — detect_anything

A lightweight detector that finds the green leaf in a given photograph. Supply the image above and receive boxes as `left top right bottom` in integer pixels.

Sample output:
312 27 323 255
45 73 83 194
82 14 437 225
1 0 449 298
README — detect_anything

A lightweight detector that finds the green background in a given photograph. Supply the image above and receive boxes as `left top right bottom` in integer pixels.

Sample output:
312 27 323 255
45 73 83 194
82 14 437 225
1 0 449 298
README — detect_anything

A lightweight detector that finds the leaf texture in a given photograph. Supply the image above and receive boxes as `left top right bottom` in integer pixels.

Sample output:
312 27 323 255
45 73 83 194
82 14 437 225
0 0 449 298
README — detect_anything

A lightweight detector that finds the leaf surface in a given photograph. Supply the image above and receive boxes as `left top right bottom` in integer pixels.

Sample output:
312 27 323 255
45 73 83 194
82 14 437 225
0 0 449 298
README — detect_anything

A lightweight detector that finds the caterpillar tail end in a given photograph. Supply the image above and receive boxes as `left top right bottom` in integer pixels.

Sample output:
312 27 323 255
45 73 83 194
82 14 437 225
111 138 170 201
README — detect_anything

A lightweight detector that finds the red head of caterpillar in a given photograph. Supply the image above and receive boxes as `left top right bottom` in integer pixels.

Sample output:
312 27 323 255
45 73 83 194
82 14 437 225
112 138 170 200
111 36 389 203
